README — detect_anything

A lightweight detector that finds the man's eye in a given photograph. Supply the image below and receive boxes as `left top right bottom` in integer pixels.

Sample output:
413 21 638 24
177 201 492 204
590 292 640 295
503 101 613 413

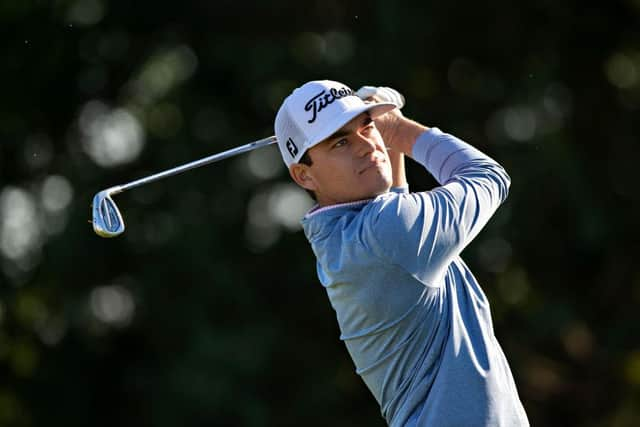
333 139 347 148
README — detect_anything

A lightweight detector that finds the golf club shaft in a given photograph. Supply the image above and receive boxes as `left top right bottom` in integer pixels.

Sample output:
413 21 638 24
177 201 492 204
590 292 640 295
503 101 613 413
113 136 277 194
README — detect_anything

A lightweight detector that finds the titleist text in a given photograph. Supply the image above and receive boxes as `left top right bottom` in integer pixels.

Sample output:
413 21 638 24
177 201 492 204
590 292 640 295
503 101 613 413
304 87 353 124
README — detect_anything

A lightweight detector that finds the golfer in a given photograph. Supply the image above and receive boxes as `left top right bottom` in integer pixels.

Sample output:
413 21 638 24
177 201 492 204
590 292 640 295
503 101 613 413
274 80 529 427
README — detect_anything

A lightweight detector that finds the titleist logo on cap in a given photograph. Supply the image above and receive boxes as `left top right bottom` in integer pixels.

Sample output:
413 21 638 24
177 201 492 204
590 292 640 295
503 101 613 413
304 87 353 124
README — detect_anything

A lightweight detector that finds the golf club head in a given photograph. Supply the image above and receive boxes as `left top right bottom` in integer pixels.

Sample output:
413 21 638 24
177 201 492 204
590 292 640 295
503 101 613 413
92 187 125 237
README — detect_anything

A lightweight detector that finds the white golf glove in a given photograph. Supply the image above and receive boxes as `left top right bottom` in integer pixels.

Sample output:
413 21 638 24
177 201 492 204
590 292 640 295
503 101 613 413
356 86 405 109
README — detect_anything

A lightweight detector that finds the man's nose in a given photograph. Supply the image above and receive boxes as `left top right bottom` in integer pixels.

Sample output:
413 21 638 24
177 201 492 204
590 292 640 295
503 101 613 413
354 133 376 157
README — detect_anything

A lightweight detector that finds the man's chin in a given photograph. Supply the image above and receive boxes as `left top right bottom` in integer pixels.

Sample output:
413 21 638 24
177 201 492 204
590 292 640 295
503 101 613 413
368 183 393 199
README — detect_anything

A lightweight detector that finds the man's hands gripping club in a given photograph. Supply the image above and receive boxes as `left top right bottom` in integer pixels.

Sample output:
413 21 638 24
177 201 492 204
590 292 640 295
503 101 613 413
355 86 429 158
356 85 429 188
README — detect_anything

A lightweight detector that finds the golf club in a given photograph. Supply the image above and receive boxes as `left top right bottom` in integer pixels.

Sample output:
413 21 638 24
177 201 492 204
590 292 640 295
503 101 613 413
91 135 277 238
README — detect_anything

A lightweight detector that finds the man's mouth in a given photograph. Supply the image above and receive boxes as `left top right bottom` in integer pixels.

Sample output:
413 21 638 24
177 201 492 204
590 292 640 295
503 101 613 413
358 157 385 174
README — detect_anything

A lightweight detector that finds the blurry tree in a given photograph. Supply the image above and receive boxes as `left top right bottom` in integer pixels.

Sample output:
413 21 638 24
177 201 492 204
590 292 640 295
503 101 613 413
0 0 639 426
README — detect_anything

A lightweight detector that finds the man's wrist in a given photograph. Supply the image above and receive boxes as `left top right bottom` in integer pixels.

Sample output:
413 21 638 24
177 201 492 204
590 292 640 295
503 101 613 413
394 117 429 157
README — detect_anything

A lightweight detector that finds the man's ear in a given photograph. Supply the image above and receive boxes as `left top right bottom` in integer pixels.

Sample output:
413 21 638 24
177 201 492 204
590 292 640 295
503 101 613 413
289 163 317 192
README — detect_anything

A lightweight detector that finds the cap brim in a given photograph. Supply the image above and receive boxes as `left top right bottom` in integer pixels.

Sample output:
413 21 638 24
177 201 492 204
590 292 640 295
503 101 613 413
305 101 397 154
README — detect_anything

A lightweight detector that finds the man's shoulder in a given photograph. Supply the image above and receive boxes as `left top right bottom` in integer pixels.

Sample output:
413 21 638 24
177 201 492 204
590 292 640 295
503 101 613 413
326 192 406 225
302 194 380 239
302 191 419 241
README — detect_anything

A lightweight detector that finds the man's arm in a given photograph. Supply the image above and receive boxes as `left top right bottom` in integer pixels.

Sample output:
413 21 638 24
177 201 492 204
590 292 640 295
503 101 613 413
377 114 429 158
375 107 429 189
388 148 407 188
364 125 511 287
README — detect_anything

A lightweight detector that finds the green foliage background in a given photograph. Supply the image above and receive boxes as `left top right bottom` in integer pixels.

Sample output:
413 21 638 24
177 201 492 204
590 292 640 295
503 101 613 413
0 1 639 426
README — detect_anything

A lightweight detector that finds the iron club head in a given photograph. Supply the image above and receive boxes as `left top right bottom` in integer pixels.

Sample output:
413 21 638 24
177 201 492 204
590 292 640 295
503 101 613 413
90 135 277 238
92 187 125 238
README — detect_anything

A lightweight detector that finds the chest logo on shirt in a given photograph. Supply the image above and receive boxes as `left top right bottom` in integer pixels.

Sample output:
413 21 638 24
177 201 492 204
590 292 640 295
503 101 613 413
304 87 353 124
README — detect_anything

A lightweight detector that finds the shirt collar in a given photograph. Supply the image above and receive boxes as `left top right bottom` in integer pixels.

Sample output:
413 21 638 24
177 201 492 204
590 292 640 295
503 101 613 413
303 198 374 219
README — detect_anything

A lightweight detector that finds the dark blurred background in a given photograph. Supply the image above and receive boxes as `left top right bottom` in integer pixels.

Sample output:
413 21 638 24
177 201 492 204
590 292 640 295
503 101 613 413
0 0 639 426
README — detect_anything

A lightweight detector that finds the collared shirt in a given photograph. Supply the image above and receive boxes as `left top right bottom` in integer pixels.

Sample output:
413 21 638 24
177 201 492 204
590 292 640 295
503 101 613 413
302 128 529 427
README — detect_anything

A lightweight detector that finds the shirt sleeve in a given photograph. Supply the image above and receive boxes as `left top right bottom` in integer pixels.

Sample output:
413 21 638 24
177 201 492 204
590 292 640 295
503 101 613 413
390 185 409 194
364 128 511 287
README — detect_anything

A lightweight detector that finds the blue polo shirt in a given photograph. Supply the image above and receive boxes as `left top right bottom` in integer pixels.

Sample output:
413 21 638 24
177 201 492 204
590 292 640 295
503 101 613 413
301 128 529 426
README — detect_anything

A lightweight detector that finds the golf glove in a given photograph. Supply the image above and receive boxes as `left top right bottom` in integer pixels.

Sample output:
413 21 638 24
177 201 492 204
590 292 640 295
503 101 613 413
356 86 405 109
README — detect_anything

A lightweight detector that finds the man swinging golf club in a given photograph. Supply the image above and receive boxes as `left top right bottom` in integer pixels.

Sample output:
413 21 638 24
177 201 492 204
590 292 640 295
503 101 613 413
274 80 529 427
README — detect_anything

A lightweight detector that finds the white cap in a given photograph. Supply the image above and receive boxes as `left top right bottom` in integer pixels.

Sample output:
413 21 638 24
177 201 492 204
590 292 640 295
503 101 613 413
274 80 397 167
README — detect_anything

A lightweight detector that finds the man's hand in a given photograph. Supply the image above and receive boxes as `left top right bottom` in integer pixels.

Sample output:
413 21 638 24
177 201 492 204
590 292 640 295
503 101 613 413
356 86 406 109
356 86 409 188
356 86 428 158
356 86 405 150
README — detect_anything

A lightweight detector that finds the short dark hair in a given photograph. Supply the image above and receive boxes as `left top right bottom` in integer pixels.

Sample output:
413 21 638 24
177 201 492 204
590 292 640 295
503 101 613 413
299 151 317 201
